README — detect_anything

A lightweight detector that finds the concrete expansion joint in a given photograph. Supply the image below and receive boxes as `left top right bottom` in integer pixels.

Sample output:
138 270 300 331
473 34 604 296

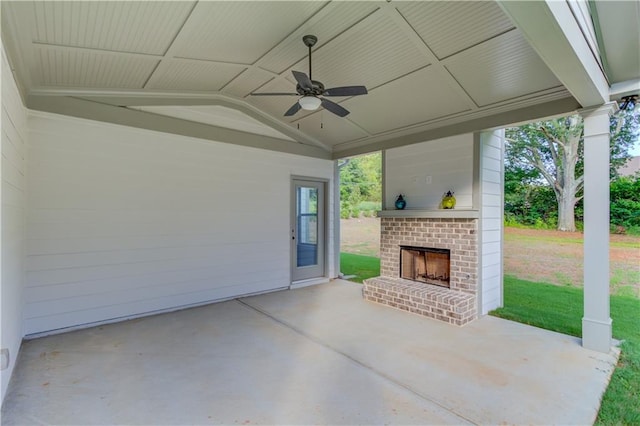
235 298 476 425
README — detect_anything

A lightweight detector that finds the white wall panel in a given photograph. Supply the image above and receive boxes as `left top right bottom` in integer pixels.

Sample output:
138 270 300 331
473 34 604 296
384 134 474 210
25 112 334 335
479 130 504 315
1 45 27 403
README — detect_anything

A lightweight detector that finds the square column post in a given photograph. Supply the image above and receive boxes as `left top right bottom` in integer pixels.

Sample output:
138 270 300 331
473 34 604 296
579 102 617 353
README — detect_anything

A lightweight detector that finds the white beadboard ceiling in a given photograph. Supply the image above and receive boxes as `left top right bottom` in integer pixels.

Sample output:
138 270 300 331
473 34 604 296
2 1 633 157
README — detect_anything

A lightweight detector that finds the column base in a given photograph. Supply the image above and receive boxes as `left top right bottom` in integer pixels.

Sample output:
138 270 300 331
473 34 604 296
582 317 612 353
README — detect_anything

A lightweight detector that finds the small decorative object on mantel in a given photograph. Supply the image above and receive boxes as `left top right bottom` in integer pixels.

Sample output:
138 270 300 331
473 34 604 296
441 191 456 209
395 194 406 210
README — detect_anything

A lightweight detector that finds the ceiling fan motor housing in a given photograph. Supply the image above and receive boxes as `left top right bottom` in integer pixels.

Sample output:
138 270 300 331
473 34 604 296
296 80 325 96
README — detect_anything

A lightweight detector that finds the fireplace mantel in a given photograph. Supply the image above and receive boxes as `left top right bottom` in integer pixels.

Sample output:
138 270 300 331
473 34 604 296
377 209 479 219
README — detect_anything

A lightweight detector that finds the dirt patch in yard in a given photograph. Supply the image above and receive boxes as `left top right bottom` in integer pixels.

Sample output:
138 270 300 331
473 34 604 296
340 217 380 257
504 228 639 297
340 218 640 297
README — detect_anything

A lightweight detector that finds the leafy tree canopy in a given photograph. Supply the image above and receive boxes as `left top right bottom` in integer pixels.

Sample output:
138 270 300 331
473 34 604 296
505 104 639 231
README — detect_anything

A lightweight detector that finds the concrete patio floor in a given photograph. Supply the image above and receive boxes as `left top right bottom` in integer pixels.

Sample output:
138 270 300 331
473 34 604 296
2 280 619 425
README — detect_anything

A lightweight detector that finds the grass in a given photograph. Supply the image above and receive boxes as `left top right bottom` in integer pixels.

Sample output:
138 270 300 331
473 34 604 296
491 276 640 425
357 201 382 211
504 231 640 249
340 252 380 283
610 268 640 298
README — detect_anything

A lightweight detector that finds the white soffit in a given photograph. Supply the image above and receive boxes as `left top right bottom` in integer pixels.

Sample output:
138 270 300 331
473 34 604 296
2 0 593 157
131 105 295 142
444 31 562 107
146 60 246 91
288 11 430 91
30 1 195 55
222 68 275 98
595 1 640 83
33 47 159 88
258 2 380 74
397 1 515 60
346 66 470 135
170 2 325 64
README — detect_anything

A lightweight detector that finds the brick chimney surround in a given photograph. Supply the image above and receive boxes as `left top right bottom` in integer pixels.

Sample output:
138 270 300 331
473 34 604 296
363 211 479 326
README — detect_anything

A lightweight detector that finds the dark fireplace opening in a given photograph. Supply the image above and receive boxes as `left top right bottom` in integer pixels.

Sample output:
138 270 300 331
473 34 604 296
400 246 450 288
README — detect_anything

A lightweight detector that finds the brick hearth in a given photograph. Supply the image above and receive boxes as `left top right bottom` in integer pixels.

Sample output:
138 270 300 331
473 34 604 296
363 217 479 325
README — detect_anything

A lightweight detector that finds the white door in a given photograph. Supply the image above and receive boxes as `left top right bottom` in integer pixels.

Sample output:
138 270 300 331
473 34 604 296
291 179 325 282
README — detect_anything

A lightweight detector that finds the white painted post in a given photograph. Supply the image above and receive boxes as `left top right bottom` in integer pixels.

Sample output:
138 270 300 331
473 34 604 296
580 103 617 353
334 160 341 278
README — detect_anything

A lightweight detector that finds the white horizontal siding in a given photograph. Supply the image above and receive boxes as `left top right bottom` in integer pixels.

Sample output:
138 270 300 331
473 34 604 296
479 130 504 315
25 112 334 335
385 134 474 209
1 44 27 403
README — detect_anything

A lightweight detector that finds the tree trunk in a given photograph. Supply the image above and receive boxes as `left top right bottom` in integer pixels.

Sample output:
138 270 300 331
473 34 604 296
556 124 581 232
557 192 576 231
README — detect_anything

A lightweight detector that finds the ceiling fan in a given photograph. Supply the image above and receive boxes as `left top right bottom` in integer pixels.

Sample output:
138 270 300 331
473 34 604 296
250 35 368 117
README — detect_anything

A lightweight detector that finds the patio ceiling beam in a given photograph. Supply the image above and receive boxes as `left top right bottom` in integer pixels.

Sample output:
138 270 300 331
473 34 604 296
331 96 580 159
27 94 332 160
498 0 609 108
26 88 330 152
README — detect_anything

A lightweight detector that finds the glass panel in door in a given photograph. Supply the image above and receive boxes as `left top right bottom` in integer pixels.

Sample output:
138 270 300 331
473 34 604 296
292 179 324 282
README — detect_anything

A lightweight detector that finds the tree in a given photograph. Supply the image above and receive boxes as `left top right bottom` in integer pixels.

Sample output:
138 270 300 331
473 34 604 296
610 174 640 230
505 105 639 231
339 152 382 218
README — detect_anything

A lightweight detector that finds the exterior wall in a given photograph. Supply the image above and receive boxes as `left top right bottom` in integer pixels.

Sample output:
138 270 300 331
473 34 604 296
1 45 27 401
25 112 335 335
384 134 474 210
479 130 504 314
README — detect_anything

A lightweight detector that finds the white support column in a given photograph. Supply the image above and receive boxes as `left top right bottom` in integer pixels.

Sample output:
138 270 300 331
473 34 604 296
334 160 341 278
580 102 617 353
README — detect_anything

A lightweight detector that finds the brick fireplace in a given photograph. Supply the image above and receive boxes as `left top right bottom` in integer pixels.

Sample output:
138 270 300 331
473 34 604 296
363 216 479 325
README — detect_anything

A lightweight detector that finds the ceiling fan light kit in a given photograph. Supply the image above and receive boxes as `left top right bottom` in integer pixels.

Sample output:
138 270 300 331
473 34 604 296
299 96 322 110
250 35 368 117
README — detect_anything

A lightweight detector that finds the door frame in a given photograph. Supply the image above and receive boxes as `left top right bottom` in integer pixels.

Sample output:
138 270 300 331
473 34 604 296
290 176 329 287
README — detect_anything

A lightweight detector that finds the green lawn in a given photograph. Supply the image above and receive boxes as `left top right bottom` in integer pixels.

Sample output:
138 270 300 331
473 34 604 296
340 252 380 283
491 276 640 425
339 253 640 425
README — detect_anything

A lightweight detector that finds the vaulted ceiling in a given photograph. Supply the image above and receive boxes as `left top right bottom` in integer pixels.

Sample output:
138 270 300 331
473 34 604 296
2 1 637 159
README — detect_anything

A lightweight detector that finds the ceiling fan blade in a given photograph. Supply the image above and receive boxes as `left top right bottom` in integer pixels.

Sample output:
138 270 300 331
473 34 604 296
292 70 313 91
323 86 368 97
321 98 350 117
250 92 299 96
284 101 302 117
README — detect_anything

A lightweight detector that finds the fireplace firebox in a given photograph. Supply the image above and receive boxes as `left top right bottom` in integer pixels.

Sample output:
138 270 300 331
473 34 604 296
400 246 450 288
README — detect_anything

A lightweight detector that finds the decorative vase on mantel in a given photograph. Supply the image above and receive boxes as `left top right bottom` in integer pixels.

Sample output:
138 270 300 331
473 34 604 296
395 194 406 210
441 191 456 209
